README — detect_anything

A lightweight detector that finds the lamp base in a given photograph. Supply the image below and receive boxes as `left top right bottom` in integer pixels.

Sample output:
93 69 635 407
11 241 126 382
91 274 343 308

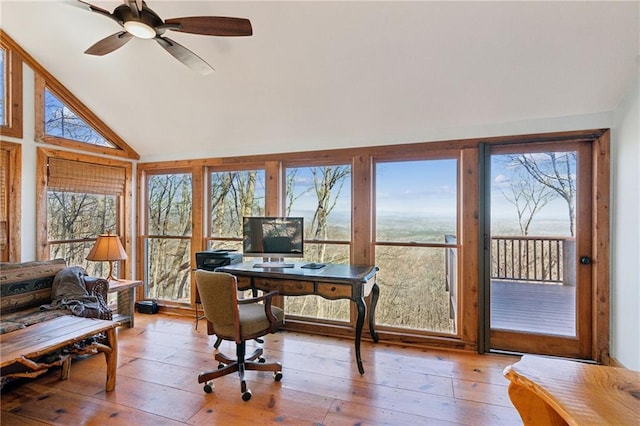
106 261 119 281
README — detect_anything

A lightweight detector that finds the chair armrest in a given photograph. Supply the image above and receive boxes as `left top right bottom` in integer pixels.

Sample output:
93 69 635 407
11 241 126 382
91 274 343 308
84 277 110 300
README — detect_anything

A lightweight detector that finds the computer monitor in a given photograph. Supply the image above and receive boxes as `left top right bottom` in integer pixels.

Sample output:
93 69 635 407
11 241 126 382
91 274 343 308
242 217 303 266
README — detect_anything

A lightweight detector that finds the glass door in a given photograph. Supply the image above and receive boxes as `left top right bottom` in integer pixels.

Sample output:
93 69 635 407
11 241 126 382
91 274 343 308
485 141 593 359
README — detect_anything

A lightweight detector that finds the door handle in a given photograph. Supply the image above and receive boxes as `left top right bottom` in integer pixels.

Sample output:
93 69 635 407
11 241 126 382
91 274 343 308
580 256 592 265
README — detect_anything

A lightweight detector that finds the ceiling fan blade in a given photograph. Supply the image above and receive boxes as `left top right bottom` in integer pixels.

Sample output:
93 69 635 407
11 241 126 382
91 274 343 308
155 36 215 75
76 0 109 15
85 31 133 56
124 0 140 19
164 17 252 36
76 0 121 24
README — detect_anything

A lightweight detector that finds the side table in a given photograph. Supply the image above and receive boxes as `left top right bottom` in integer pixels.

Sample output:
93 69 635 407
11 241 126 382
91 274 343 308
108 279 143 328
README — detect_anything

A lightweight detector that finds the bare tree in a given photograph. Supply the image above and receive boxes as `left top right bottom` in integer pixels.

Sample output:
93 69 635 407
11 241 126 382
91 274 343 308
499 163 556 236
146 173 192 300
211 173 233 236
512 152 576 236
285 169 310 216
309 166 350 261
44 90 112 147
47 191 116 273
285 165 351 319
211 171 264 239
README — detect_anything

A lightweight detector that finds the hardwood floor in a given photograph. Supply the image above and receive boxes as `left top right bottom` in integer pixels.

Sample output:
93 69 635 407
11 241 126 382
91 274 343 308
1 313 523 425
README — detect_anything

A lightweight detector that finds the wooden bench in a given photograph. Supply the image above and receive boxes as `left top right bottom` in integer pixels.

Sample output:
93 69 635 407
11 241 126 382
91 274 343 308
504 355 640 425
0 316 119 391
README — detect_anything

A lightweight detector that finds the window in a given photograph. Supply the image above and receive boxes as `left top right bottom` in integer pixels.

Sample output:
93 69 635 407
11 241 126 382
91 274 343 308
207 169 266 251
38 150 130 277
284 164 352 322
0 34 23 138
44 89 116 148
375 159 458 334
47 191 118 276
34 74 139 160
144 172 193 302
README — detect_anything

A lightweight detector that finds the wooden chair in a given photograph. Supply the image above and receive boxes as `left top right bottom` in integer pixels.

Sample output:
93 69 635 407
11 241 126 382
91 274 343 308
195 269 284 401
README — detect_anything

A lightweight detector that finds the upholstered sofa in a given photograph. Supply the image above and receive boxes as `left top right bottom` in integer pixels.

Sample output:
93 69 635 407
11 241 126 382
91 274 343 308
0 259 111 334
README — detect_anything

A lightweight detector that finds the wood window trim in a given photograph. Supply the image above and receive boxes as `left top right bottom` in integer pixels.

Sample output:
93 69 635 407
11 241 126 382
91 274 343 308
0 140 21 261
0 32 23 139
36 147 134 280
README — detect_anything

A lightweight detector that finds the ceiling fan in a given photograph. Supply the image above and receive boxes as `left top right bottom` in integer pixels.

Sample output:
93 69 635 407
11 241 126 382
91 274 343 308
78 0 252 75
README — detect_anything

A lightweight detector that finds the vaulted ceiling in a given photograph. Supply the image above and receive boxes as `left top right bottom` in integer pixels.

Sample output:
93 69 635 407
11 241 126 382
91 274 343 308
1 1 638 161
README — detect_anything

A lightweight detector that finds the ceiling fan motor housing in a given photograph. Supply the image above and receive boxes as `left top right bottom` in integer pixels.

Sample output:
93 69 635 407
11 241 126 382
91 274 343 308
115 4 164 38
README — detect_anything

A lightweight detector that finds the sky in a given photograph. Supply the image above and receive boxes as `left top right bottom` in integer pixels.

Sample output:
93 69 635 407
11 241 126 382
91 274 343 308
375 159 457 217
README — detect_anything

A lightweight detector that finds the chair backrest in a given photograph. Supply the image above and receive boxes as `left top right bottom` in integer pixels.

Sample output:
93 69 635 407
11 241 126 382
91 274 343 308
195 270 240 341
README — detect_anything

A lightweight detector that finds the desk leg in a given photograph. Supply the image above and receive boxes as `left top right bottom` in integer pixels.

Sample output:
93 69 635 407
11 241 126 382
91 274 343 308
368 282 380 343
354 297 366 375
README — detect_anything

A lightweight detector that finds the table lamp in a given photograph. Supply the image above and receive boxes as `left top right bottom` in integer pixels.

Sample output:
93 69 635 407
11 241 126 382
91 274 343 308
86 233 128 281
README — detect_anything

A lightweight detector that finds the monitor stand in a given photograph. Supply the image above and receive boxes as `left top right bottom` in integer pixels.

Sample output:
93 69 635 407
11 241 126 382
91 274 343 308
252 258 295 268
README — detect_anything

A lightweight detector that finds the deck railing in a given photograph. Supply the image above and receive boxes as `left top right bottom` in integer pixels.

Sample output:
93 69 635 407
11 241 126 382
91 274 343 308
491 236 575 285
444 234 575 291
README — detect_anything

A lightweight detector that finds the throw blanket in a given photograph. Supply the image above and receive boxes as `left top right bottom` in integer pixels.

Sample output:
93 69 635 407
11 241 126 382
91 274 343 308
41 266 112 320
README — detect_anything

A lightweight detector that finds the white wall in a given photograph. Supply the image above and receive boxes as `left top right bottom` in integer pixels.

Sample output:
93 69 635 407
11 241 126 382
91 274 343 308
611 68 640 370
18 64 37 261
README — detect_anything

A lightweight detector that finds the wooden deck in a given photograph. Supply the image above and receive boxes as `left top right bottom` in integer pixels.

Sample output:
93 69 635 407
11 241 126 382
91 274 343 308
490 280 576 336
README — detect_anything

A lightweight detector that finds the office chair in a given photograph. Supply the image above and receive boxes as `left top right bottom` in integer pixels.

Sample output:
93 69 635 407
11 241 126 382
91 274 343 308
195 270 284 401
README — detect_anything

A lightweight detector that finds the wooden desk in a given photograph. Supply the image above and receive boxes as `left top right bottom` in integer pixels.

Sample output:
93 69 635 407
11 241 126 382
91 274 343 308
0 316 118 391
504 355 640 425
108 279 143 328
216 261 379 375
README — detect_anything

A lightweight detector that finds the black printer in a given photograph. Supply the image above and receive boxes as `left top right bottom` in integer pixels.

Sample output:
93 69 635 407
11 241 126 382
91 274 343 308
195 250 242 271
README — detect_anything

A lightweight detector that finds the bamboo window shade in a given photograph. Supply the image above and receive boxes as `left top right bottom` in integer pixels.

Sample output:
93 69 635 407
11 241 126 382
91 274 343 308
47 157 125 195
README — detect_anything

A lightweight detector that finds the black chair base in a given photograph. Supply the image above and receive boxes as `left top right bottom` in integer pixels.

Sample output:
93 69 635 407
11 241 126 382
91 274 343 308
198 342 282 401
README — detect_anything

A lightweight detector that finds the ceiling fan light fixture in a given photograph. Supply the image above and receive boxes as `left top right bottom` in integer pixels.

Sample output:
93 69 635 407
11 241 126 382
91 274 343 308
124 20 156 39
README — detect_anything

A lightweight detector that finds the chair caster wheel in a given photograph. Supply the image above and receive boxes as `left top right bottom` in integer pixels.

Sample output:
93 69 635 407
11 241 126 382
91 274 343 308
242 390 252 401
274 371 283 381
258 357 266 363
203 382 214 393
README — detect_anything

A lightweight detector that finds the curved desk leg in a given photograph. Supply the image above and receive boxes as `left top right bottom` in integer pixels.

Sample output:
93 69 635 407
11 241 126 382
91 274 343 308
368 282 380 343
354 297 366 375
